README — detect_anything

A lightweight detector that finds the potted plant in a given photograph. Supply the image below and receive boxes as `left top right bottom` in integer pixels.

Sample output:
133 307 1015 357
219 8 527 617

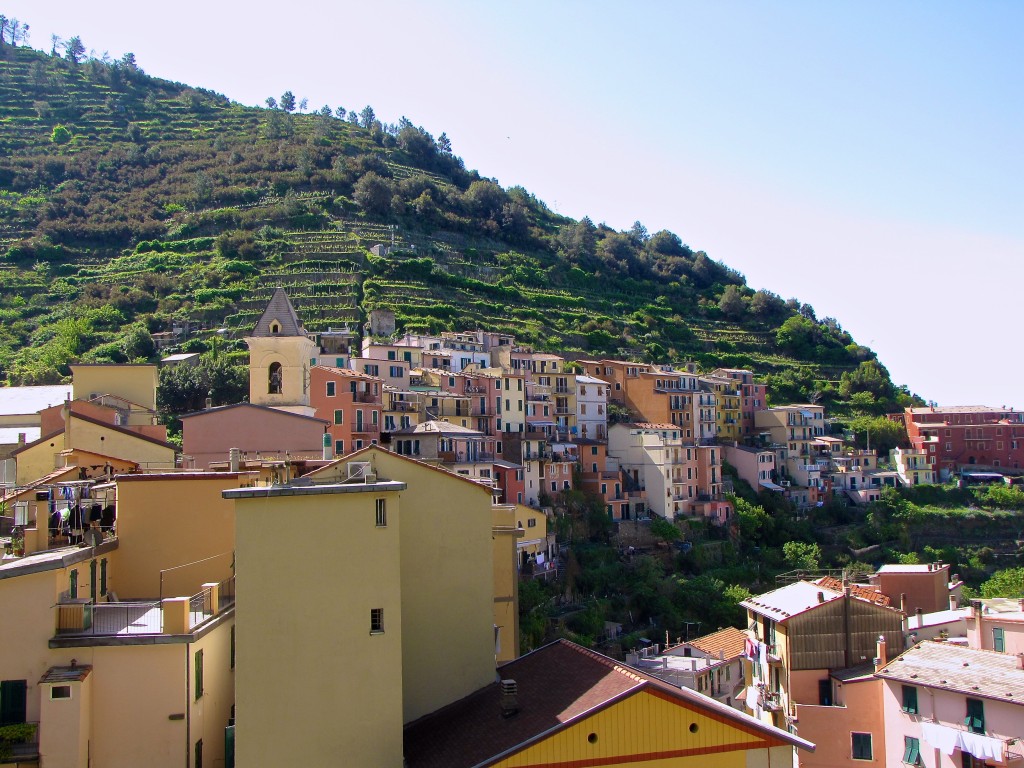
10 527 24 557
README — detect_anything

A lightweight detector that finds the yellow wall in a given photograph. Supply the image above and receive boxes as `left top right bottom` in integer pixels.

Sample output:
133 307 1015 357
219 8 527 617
112 474 241 599
15 435 65 485
492 504 520 663
494 687 792 768
71 364 158 411
17 416 175 484
232 486 405 768
39 673 92 768
363 450 497 723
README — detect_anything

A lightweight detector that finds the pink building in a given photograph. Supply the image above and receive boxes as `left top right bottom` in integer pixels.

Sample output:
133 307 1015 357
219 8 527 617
877 641 1024 767
966 598 1024 656
180 403 328 469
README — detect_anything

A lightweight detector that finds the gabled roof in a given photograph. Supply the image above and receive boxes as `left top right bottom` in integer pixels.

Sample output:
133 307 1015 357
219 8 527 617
689 626 747 660
302 444 493 494
315 366 381 382
178 401 328 425
11 411 175 456
403 639 812 768
392 420 485 437
877 641 1024 704
250 287 307 337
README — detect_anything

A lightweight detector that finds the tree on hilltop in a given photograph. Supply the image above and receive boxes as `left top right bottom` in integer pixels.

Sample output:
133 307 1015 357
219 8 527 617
437 132 452 154
264 96 277 110
64 35 85 63
280 91 296 112
359 105 376 129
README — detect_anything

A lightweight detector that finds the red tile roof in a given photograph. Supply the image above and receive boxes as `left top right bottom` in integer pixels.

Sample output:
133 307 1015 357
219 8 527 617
403 639 812 767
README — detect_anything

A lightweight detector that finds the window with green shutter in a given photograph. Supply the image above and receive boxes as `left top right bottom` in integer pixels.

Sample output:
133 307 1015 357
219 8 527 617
852 732 872 760
195 649 204 700
100 559 108 596
69 569 78 599
965 698 984 734
901 685 918 714
993 627 1005 652
903 736 921 766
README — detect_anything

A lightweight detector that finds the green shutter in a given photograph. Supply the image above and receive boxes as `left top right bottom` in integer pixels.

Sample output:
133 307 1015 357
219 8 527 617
965 698 984 733
70 569 78 599
902 685 918 714
100 559 108 596
90 560 97 601
225 725 235 768
903 737 920 765
993 627 1005 653
0 680 28 726
195 649 204 700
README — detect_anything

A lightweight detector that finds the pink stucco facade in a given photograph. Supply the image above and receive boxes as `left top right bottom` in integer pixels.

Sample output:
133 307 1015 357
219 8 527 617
181 403 327 468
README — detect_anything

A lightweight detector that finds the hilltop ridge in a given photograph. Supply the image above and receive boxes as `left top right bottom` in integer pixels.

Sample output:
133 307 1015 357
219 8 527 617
0 37 918 415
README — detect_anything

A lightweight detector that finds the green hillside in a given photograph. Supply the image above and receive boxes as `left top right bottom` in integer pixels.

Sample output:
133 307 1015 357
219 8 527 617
0 38 917 415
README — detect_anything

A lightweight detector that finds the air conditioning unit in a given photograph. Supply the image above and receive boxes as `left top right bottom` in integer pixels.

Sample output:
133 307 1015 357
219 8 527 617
346 461 371 482
364 473 378 484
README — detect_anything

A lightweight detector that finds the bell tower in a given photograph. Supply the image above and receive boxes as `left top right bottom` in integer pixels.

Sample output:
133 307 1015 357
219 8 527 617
245 288 317 417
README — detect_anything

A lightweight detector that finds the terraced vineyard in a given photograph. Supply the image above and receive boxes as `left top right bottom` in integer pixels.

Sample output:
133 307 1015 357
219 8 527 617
0 41 914 414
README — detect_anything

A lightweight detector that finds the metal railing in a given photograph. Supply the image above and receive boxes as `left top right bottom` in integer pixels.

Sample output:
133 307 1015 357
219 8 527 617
56 600 163 636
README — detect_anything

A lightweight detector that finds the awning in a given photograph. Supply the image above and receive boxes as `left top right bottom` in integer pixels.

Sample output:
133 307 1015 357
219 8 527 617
759 481 785 491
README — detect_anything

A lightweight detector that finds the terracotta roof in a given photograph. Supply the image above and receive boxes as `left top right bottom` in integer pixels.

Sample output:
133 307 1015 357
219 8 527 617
40 665 92 683
689 626 747 660
403 639 812 768
630 422 681 431
816 576 892 606
316 366 381 381
877 641 1024 704
250 287 307 337
392 420 485 437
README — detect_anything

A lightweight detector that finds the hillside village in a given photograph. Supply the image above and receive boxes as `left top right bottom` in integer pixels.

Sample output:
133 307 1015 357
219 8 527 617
0 288 1022 767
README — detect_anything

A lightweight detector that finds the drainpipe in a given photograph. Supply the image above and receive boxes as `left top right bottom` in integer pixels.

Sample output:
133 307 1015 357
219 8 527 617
185 641 192 768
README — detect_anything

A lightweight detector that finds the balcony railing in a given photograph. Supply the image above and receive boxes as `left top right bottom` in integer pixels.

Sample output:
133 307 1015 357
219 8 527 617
353 423 380 434
57 600 162 636
352 391 380 404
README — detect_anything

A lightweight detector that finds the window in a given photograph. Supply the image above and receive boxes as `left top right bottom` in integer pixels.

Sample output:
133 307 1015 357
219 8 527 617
100 559 108 596
903 736 921 766
50 686 72 699
901 685 918 714
195 739 203 768
387 350 396 360
851 732 872 760
334 439 344 455
375 499 387 527
365 364 379 376
0 680 27 725
70 569 78 599
390 366 404 378
326 381 336 397
993 627 1005 652
370 608 384 633
268 362 283 394
194 649 204 700
334 410 344 425
965 698 984 733
527 518 536 528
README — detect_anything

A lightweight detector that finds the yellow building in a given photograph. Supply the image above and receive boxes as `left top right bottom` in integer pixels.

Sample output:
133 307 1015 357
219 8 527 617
70 364 159 413
12 411 176 484
492 503 521 664
701 374 743 442
403 639 813 767
0 474 237 768
225 446 500 768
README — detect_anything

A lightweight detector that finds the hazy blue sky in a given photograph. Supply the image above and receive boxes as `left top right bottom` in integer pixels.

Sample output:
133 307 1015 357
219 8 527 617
6 1 1022 407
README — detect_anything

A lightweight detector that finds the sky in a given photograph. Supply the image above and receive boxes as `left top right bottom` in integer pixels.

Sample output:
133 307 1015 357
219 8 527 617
5 1 1022 408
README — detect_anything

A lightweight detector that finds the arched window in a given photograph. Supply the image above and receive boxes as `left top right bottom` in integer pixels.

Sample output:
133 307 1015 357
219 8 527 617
268 362 283 394
270 321 281 334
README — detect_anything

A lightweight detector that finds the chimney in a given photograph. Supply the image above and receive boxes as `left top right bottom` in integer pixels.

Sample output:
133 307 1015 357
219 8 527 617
1016 654 1024 671
949 594 958 610
874 635 887 672
323 432 333 461
900 593 908 613
500 679 519 718
205 397 213 410
817 591 825 604
229 448 241 473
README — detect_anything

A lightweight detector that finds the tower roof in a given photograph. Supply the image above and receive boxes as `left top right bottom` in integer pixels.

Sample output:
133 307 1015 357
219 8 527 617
250 288 307 338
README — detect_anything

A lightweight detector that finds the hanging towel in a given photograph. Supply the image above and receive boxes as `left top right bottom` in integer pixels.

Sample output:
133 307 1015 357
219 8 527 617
920 722 961 755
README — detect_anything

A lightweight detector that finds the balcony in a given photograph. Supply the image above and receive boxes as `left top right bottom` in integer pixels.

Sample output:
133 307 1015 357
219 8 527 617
464 384 488 394
553 386 571 394
389 401 417 412
554 407 572 415
523 449 550 461
55 577 235 638
353 423 380 434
